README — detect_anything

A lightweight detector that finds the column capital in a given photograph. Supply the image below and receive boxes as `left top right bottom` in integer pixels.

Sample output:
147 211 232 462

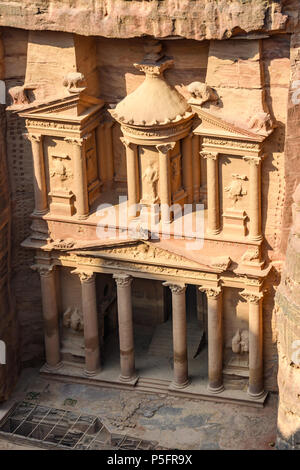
24 133 42 143
242 155 262 166
113 273 133 287
199 286 222 298
64 134 91 147
75 270 95 283
200 151 219 160
31 264 54 277
156 142 176 155
120 137 135 150
163 282 186 294
240 289 263 304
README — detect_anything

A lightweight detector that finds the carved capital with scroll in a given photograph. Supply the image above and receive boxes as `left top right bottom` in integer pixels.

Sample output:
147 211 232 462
113 273 133 288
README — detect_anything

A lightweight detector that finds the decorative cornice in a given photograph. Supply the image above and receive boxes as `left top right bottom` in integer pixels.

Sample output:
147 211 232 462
240 290 263 304
113 273 133 287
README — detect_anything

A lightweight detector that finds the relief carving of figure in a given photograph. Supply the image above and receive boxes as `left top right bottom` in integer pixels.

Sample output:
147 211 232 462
8 85 30 105
225 174 247 205
248 112 274 136
142 165 159 203
232 329 249 354
63 72 86 92
50 158 72 182
63 307 83 332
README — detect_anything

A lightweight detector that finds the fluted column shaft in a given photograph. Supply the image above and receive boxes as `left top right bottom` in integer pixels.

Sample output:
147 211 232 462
200 286 224 393
79 272 100 376
39 266 61 370
27 134 48 215
164 282 189 388
114 273 136 381
202 152 220 235
241 290 264 398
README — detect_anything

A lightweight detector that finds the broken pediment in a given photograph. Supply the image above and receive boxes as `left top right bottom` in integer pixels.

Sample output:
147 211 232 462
19 92 104 122
193 108 268 143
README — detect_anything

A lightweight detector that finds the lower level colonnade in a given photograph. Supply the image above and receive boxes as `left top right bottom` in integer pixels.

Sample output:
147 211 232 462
35 265 264 400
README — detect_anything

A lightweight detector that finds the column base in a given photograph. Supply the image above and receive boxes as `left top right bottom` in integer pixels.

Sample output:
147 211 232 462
249 234 263 242
119 374 139 385
76 214 89 220
247 387 265 400
207 384 225 394
84 368 101 377
169 378 190 390
206 228 221 236
33 209 48 217
44 361 63 372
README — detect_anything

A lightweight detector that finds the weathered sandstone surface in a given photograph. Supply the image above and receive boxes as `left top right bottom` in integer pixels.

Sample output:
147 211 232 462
0 0 292 40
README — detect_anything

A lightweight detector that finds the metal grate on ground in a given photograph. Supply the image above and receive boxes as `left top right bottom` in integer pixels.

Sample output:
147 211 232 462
0 401 162 450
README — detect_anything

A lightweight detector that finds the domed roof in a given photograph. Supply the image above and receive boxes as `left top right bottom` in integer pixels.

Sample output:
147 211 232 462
111 58 193 127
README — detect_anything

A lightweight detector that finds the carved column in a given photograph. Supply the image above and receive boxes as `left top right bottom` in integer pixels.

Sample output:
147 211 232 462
96 122 107 183
164 282 189 388
65 136 89 219
201 152 220 235
104 121 114 184
78 271 100 376
182 133 193 204
121 138 139 218
27 134 48 215
156 143 175 224
240 290 264 398
243 156 262 241
113 273 136 382
199 286 224 393
192 135 200 203
38 265 61 370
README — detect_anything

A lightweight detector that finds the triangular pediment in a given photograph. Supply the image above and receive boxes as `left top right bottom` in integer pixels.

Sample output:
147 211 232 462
62 239 229 272
193 108 266 142
19 93 104 120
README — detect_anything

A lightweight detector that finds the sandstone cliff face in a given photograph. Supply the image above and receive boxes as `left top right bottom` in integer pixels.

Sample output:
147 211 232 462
275 186 300 449
0 33 19 401
0 0 290 40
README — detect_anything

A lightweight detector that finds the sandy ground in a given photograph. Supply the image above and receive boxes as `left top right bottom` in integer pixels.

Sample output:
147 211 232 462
0 367 278 450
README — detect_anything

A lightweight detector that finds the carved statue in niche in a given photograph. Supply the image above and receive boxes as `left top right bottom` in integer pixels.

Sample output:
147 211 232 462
225 174 247 206
142 164 159 204
232 329 249 354
63 307 83 331
61 307 84 362
186 81 219 106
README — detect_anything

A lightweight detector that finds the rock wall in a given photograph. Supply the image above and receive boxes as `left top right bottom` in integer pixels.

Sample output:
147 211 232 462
0 1 290 40
0 32 19 400
275 185 300 449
